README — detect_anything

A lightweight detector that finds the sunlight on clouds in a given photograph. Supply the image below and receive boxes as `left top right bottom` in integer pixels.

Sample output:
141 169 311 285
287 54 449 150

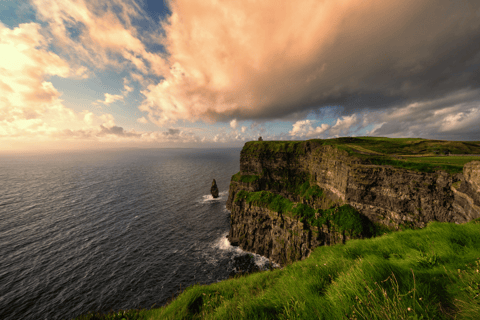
30 0 168 75
0 22 99 139
290 120 330 138
0 22 188 152
3 0 480 150
139 0 480 126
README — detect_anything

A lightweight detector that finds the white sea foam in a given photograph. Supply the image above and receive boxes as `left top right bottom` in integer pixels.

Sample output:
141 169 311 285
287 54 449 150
201 190 228 202
213 232 241 253
212 232 280 270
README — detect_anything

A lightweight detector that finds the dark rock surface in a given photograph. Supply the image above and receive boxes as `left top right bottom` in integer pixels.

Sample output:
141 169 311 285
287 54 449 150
228 254 260 277
210 179 219 198
228 254 278 277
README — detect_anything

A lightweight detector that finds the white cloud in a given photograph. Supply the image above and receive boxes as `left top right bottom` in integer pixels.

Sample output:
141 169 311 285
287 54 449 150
137 117 148 124
230 119 238 129
289 120 330 138
97 93 124 105
329 115 359 136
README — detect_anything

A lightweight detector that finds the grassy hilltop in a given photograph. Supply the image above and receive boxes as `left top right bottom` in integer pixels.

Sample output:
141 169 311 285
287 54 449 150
75 138 480 320
240 137 480 174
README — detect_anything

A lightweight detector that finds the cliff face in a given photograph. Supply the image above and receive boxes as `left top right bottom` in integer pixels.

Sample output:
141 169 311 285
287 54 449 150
227 140 480 265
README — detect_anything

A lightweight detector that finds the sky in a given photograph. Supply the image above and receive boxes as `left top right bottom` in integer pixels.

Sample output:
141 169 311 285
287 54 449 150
1 0 480 153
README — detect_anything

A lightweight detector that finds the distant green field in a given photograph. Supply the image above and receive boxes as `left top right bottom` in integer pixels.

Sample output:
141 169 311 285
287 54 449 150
242 138 480 174
319 137 480 155
355 155 480 174
404 156 480 167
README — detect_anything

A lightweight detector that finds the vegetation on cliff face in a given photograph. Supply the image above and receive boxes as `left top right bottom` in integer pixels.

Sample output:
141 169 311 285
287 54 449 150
76 219 480 319
234 190 378 238
231 172 260 183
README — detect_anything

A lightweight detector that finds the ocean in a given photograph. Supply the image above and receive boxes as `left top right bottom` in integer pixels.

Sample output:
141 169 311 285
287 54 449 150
0 148 270 320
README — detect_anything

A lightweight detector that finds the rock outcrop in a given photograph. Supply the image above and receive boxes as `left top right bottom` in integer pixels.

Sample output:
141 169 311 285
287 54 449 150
227 139 480 265
211 179 219 198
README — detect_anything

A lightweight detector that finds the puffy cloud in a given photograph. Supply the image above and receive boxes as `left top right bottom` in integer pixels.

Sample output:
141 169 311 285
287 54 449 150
230 119 238 129
290 120 330 138
139 0 480 125
329 115 359 137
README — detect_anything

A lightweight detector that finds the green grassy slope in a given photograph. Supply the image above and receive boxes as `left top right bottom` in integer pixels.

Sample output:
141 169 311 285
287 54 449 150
320 137 480 155
75 219 480 320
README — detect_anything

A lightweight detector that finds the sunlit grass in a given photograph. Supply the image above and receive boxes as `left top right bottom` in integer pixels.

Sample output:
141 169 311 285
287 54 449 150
75 219 480 320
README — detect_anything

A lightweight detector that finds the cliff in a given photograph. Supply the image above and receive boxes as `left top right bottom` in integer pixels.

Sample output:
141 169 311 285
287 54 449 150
227 138 480 265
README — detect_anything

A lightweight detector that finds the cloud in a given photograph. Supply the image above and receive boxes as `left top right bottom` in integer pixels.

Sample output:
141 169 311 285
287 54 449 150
329 115 359 137
97 93 124 105
137 117 148 124
0 22 102 139
230 119 238 129
290 120 330 138
368 89 480 140
137 0 480 125
30 0 168 75
122 77 134 95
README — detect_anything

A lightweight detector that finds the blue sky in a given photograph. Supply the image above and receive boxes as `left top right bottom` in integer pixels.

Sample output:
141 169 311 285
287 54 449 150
1 0 479 153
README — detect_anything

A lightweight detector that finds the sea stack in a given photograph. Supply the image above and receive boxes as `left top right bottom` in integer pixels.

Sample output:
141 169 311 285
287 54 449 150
211 179 219 198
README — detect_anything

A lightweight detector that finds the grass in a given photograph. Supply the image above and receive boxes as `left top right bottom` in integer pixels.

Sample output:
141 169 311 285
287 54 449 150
318 137 480 156
401 156 480 168
242 141 305 155
357 155 465 174
76 218 480 319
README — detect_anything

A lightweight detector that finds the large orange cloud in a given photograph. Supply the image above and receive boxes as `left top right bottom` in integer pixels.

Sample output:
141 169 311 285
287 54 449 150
140 0 480 125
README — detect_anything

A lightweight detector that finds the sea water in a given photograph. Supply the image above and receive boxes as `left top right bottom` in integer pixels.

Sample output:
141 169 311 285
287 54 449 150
0 148 271 320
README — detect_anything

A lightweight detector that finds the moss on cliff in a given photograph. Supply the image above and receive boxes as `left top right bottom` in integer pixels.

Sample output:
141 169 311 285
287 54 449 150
234 190 377 238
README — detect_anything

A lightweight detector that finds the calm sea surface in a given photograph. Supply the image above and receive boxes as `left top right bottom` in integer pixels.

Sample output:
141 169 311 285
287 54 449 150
0 148 268 320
